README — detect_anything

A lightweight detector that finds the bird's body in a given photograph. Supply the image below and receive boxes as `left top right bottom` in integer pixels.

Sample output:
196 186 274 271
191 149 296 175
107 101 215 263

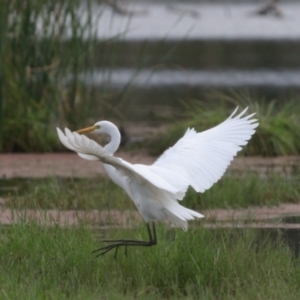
57 107 258 257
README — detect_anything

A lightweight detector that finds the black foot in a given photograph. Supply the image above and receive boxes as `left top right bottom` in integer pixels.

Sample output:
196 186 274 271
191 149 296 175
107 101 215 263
92 222 157 258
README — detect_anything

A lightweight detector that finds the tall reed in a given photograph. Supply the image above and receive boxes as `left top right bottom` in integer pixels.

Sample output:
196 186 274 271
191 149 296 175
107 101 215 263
2 0 100 151
0 1 8 151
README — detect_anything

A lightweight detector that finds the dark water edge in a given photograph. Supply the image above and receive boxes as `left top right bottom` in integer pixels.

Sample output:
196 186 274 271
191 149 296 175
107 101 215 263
196 225 300 259
90 39 300 70
257 228 300 259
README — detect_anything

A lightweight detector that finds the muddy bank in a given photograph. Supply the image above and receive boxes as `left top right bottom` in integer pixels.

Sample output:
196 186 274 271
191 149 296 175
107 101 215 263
1 154 299 178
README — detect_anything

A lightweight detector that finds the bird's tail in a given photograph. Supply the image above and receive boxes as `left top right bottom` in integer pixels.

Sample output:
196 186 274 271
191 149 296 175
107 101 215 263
164 202 204 231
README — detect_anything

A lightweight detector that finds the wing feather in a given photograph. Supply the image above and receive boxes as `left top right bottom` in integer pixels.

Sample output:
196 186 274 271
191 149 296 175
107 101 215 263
153 107 258 193
56 128 184 198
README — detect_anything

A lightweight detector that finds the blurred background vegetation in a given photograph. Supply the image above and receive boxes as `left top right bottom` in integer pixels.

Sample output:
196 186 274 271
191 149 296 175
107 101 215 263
1 0 100 152
0 0 299 155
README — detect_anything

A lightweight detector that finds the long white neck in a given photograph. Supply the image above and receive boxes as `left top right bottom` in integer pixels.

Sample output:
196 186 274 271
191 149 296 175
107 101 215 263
103 124 121 154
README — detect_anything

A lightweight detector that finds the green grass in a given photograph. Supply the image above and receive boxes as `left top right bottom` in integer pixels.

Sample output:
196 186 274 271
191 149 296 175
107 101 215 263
1 163 300 298
147 95 300 157
2 172 300 210
184 173 300 210
230 93 300 156
1 177 135 210
0 221 300 299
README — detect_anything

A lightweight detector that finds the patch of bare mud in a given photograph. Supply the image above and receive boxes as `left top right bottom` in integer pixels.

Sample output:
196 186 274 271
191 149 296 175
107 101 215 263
1 153 299 178
0 152 155 178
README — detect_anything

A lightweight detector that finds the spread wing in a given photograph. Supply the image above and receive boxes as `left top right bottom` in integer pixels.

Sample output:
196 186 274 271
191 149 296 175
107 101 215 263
56 128 187 199
153 107 258 193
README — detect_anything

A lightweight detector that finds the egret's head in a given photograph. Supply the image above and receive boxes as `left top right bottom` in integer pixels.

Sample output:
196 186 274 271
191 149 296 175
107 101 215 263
76 121 118 135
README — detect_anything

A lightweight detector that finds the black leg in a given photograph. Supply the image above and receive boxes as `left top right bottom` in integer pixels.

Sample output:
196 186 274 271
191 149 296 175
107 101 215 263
92 222 157 258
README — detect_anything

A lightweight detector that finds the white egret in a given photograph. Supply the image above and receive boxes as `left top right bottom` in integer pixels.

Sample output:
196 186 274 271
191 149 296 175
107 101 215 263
57 107 258 257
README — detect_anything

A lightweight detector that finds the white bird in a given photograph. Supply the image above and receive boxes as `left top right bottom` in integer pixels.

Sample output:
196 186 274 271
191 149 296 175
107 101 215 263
57 107 258 257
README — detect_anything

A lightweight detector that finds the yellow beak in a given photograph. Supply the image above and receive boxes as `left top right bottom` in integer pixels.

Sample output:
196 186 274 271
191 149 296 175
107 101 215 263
76 125 98 134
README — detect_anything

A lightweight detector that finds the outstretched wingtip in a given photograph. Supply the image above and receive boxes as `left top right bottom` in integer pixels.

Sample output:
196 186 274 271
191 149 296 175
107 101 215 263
56 127 74 151
236 106 249 118
56 127 65 142
64 127 72 136
229 106 253 120
228 106 239 119
56 127 63 135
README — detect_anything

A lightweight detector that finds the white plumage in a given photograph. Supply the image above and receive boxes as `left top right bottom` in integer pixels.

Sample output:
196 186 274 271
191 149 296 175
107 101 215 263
57 107 258 256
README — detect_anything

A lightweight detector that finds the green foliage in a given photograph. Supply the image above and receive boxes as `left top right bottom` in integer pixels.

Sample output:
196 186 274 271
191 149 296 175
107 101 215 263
0 221 300 299
183 173 300 210
0 2 8 151
235 95 300 156
147 94 300 157
1 177 135 210
2 0 99 151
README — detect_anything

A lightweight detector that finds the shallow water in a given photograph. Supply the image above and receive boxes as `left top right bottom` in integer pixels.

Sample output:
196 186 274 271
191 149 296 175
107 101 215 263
91 2 300 40
83 68 300 89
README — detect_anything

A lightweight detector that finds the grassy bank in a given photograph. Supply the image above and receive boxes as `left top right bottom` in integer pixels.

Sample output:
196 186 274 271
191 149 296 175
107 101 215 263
0 221 300 299
1 171 300 210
